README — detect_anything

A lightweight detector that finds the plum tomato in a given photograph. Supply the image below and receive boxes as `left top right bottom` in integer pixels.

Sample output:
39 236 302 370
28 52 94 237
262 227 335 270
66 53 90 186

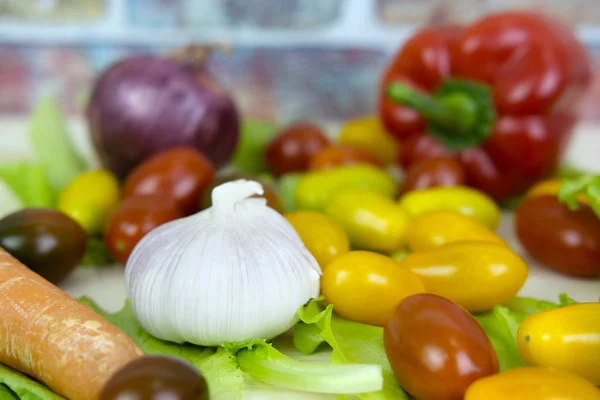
265 122 330 176
517 303 600 385
285 211 349 268
465 367 600 400
515 195 600 277
57 169 120 235
398 186 500 230
0 208 87 284
325 189 411 253
99 355 209 400
406 211 506 252
321 251 425 326
105 194 184 265
399 242 528 312
337 117 399 165
401 157 465 194
384 293 499 400
201 172 284 213
295 164 397 212
122 147 215 215
309 146 381 171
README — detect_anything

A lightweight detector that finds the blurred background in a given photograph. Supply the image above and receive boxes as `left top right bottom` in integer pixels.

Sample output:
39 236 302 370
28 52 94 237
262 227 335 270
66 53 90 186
1 0 600 125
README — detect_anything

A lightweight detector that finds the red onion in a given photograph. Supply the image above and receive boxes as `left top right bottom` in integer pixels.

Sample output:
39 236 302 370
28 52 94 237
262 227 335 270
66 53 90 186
86 46 240 180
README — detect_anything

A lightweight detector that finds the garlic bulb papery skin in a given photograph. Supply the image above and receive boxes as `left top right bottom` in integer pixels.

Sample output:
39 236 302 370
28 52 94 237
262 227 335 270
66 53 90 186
124 179 322 347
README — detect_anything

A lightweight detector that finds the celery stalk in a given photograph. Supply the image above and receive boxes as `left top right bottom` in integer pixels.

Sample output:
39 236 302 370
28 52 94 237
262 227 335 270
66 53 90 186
27 96 87 192
0 162 54 208
0 180 23 219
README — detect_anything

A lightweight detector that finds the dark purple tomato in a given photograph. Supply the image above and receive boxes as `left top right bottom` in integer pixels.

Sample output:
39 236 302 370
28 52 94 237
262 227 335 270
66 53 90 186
384 293 499 400
265 122 330 176
0 208 87 284
516 194 600 277
99 355 209 400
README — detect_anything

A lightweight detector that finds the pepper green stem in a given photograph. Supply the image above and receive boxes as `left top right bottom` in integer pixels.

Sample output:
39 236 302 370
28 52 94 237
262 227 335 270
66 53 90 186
236 344 383 394
385 79 496 150
387 82 478 134
386 83 461 128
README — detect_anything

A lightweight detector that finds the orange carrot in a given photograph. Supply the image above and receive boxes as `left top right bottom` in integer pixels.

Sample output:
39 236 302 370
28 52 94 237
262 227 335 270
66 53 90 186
0 247 143 400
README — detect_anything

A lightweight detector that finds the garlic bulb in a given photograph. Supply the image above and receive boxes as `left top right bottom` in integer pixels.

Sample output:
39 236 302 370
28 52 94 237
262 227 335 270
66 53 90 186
124 179 321 346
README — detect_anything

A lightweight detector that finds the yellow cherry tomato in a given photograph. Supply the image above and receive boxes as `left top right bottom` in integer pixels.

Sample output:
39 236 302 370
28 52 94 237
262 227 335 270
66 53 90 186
325 189 411 253
285 211 350 269
517 303 600 385
465 367 600 400
398 186 500 230
295 164 397 212
58 169 120 234
337 117 398 165
398 242 528 312
321 251 425 326
527 179 589 204
406 211 507 252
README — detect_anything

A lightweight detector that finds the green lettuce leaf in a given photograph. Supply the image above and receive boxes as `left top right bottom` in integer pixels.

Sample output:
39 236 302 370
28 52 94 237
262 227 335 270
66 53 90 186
293 320 327 355
0 385 18 400
231 120 279 175
503 294 576 315
27 96 87 192
0 364 64 400
474 306 527 371
296 297 407 400
79 297 244 400
229 339 382 395
80 238 114 267
558 174 600 218
0 163 54 208
0 385 16 400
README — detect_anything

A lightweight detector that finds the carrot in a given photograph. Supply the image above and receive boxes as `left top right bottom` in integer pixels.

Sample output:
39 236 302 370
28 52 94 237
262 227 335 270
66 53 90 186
0 247 143 400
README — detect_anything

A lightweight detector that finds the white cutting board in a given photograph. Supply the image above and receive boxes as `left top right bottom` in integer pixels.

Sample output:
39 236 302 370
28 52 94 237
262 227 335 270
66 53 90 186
1 117 599 399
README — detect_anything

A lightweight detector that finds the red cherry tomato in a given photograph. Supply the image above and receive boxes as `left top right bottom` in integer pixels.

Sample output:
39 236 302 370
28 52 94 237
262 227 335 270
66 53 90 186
515 195 600 277
309 146 381 171
122 147 215 215
105 195 183 265
402 157 465 194
265 122 330 176
399 133 454 169
384 293 499 400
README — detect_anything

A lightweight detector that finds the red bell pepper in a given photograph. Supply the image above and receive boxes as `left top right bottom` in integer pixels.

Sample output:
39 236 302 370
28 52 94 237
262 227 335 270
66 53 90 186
380 12 592 200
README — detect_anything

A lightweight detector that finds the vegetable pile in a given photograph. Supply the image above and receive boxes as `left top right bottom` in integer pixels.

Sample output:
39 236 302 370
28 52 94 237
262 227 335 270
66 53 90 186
0 9 599 400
